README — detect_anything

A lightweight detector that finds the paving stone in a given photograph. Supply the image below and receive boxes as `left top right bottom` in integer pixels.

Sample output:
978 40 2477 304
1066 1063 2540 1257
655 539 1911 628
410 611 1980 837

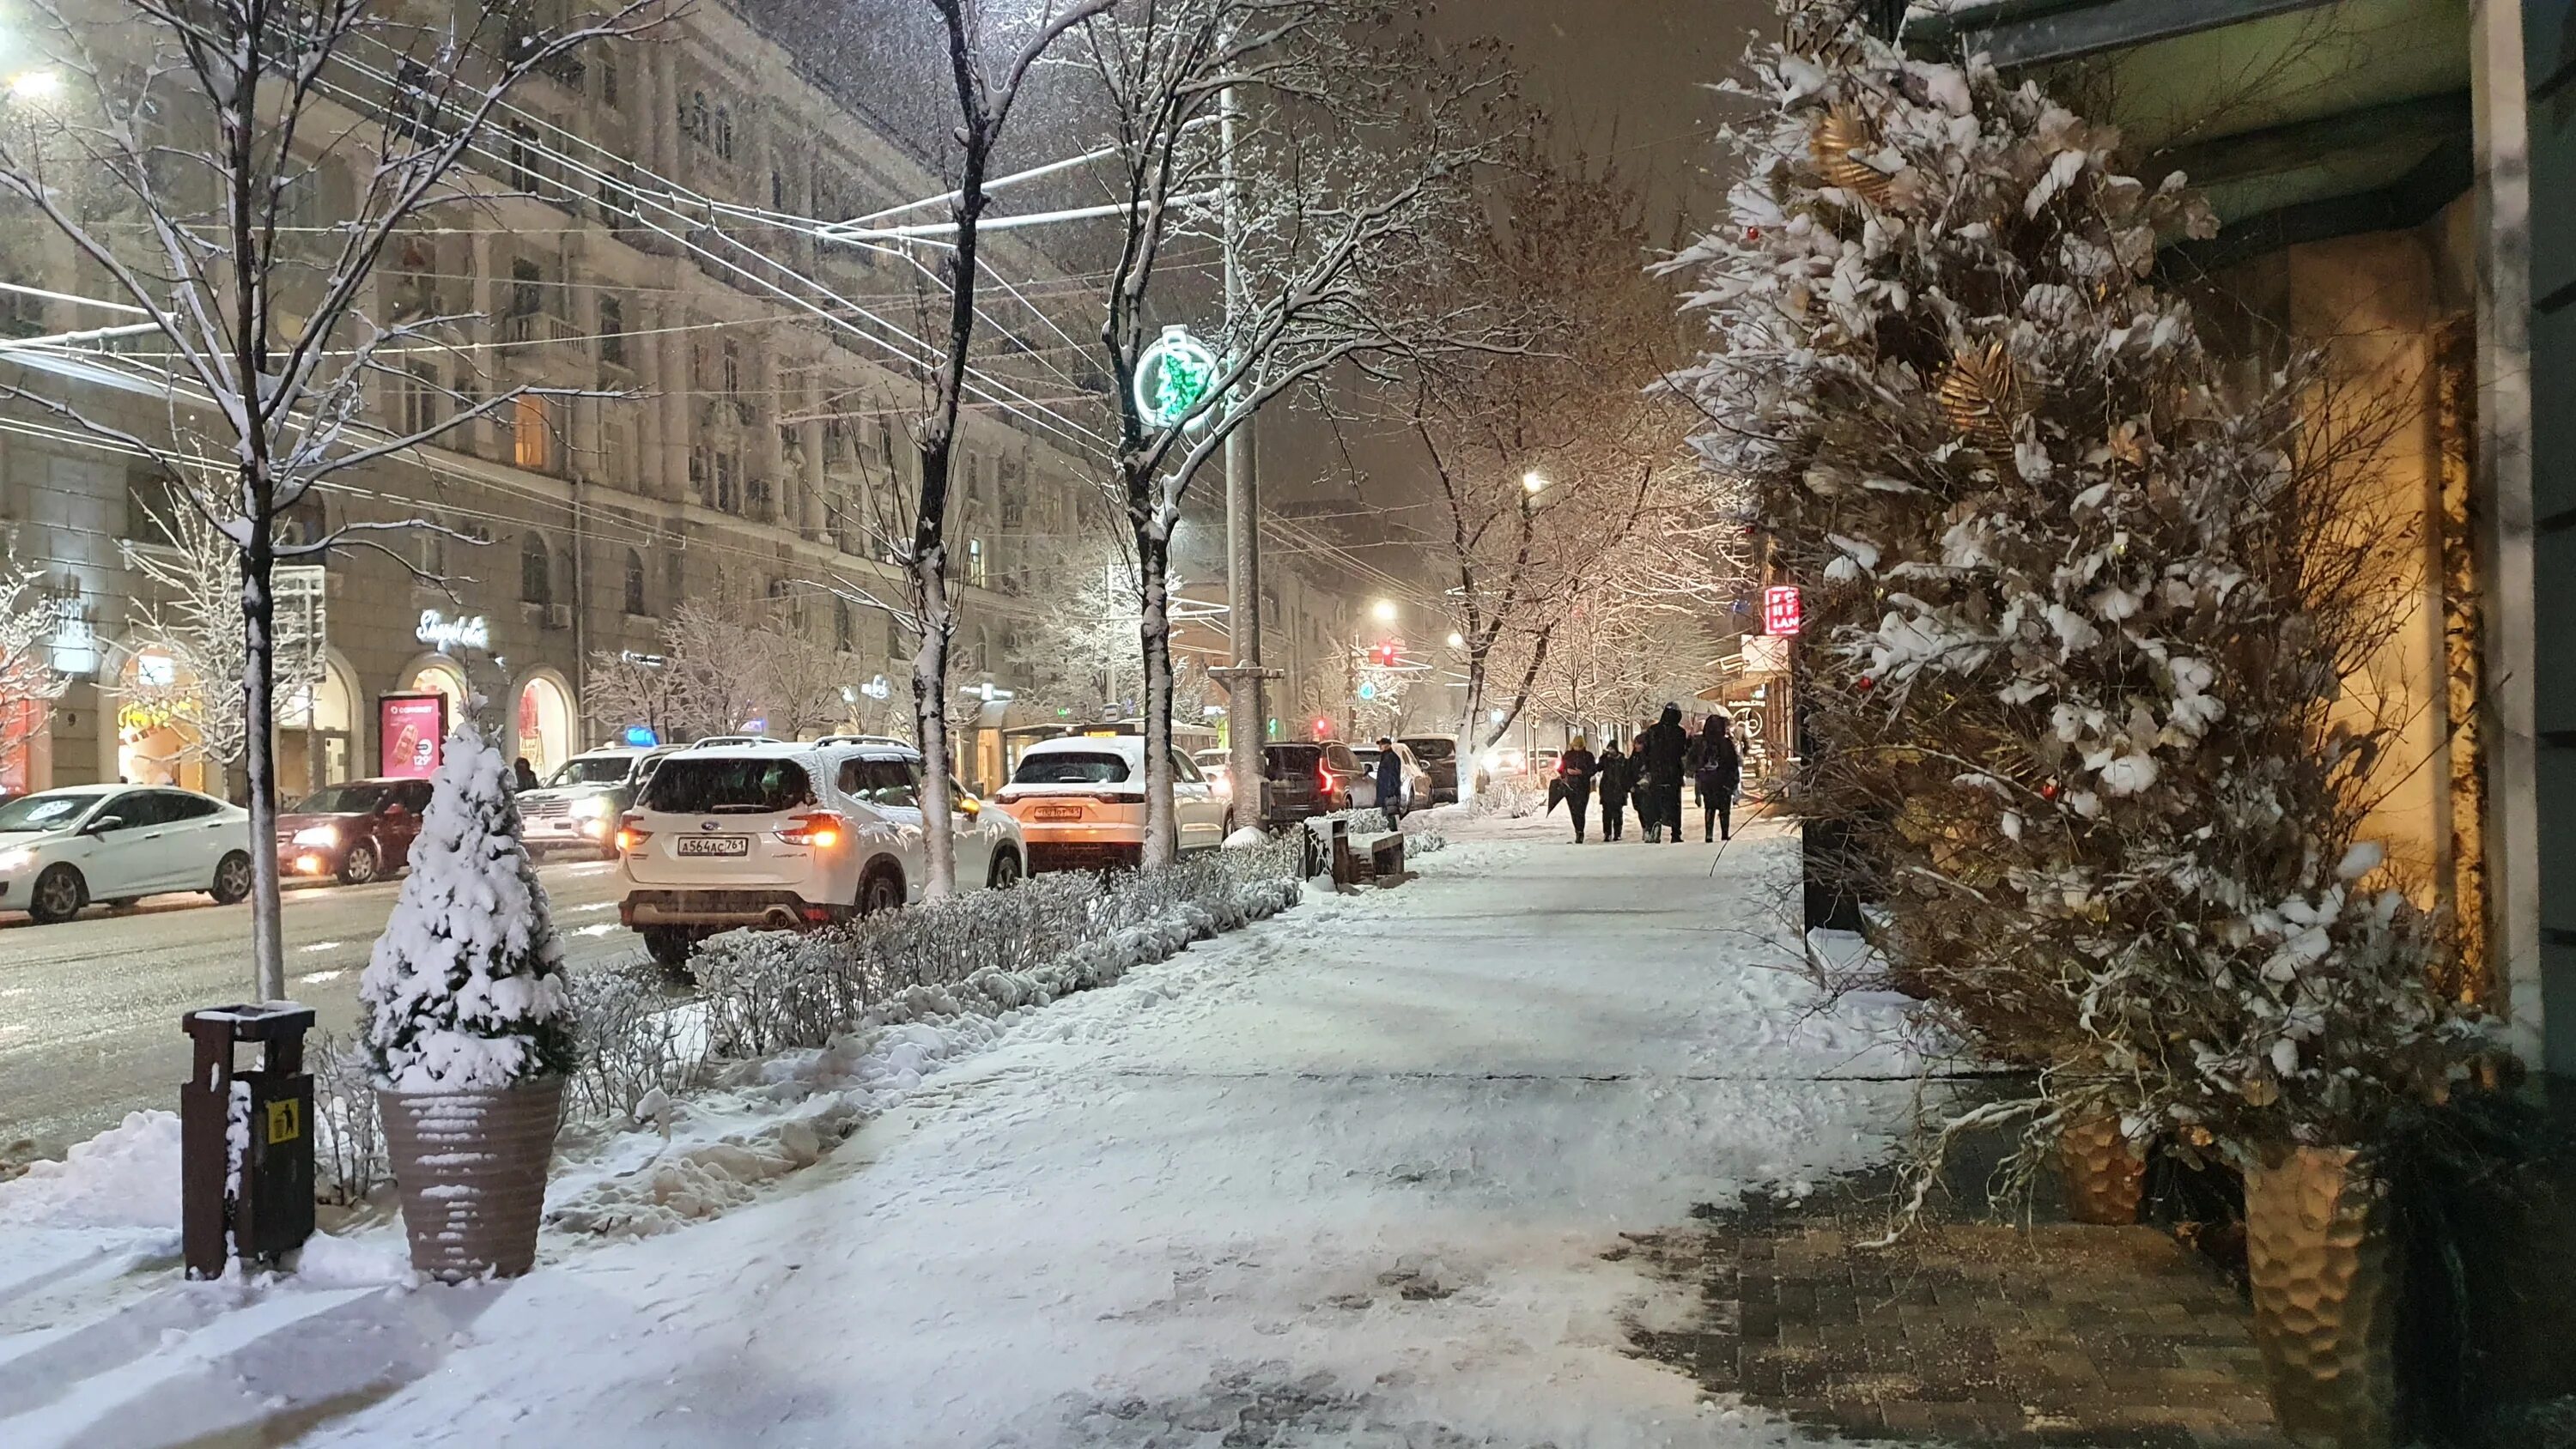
1619 1168 2293 1448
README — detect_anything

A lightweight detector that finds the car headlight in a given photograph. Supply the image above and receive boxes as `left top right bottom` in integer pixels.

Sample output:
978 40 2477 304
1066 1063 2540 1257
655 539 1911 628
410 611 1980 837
0 849 33 873
571 797 612 817
291 825 339 847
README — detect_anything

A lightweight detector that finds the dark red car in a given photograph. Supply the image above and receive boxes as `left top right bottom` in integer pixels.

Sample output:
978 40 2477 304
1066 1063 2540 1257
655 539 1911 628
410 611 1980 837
276 778 434 885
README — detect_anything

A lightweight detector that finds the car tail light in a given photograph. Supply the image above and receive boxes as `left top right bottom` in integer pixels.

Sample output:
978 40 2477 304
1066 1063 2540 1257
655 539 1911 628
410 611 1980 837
614 815 650 854
1318 762 1333 796
995 788 1023 805
775 811 848 848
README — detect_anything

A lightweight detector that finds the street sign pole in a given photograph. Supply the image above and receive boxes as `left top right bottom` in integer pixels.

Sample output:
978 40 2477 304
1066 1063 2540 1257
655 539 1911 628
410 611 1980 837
1221 82 1267 830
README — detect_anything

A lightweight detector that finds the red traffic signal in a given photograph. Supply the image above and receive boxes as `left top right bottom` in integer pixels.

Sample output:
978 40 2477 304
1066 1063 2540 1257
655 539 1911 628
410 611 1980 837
1370 640 1402 667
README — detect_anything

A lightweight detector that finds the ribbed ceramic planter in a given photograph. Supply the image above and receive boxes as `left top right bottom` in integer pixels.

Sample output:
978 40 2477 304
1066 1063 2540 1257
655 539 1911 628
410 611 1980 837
2059 1113 2146 1226
2243 1146 2397 1449
378 1076 564 1282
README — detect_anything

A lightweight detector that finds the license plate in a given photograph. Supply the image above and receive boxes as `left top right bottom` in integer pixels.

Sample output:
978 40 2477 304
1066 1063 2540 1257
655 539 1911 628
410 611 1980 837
1030 805 1084 822
675 835 750 857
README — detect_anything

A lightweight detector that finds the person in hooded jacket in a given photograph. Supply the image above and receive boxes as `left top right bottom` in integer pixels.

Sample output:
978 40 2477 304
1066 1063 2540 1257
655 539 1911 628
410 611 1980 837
1639 703 1691 843
1692 714 1743 842
1557 736 1597 842
1372 736 1405 829
1595 737 1633 840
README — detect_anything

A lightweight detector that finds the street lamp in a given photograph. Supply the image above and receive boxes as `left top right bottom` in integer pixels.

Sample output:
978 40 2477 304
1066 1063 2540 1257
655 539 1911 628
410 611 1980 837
1522 470 1548 494
1372 597 1398 623
1446 631 1465 649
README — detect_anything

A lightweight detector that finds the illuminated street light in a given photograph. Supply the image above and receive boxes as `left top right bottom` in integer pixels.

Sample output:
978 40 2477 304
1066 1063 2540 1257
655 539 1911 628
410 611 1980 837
1372 598 1398 622
1446 632 1465 649
1522 470 1547 494
7 69 60 101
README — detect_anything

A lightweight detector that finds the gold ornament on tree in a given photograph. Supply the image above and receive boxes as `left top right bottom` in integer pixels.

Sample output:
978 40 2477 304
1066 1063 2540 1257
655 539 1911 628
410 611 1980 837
1936 339 2024 463
1810 103 1895 206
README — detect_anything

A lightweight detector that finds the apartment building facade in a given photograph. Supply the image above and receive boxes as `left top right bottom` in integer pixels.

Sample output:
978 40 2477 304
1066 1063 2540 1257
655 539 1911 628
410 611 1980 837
0 1 1355 800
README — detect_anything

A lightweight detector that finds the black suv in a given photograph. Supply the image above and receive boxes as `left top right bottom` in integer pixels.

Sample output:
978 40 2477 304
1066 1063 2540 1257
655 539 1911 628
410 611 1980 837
1399 736 1461 803
1260 741 1366 823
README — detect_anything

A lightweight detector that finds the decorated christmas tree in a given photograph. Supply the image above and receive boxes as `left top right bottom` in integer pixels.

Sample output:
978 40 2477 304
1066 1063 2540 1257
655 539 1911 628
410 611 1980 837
1670 1 2490 1175
360 722 576 1091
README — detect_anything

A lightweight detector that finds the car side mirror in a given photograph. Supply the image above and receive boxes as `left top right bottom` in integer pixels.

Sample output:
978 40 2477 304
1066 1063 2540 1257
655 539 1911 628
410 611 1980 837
958 797 983 818
84 815 123 835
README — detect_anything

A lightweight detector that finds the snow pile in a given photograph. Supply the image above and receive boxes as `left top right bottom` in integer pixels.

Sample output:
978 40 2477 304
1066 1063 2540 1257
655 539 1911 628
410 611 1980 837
359 722 575 1090
0 1111 180 1230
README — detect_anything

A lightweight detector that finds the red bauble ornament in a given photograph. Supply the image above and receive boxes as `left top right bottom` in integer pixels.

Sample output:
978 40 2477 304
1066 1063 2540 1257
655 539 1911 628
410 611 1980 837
1744 225 1764 244
2040 781 2061 802
1855 675 1875 692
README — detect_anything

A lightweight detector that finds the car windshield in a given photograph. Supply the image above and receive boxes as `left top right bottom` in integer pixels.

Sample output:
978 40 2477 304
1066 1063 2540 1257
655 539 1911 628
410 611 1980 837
642 757 815 815
0 791 99 833
1402 738 1455 761
293 784 390 815
1014 752 1131 785
548 756 635 788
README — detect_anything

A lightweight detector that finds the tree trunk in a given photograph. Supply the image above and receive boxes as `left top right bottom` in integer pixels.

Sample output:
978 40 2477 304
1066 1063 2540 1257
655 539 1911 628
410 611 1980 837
240 517 284 1002
1138 522 1178 868
911 545 957 899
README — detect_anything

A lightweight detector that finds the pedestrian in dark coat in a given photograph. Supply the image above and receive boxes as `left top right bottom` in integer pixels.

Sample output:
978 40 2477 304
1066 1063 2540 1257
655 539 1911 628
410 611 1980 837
1640 703 1689 844
512 756 542 793
1595 739 1634 841
1692 714 1743 842
1557 737 1597 842
1372 737 1405 829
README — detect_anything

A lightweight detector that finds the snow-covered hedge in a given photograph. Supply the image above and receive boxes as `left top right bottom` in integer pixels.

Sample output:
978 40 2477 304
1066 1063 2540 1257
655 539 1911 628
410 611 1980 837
694 838 1305 1060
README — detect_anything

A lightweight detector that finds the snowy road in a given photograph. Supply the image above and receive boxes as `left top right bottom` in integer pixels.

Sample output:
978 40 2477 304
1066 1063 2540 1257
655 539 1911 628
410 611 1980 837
0 858 641 1155
274 818 1919 1447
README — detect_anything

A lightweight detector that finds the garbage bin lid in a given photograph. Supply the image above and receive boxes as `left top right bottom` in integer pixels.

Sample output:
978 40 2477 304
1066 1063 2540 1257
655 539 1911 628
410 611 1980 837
183 1002 317 1040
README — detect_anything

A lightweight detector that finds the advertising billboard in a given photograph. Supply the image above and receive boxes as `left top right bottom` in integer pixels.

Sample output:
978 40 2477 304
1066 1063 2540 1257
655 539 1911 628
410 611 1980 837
379 694 448 779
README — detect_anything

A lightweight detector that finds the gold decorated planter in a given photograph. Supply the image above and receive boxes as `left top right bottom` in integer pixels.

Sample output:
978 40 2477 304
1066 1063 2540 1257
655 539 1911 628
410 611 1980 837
2058 1113 2146 1225
2243 1146 2397 1449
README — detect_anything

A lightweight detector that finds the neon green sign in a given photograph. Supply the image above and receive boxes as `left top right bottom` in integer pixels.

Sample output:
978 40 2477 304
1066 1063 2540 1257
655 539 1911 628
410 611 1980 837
1136 324 1218 431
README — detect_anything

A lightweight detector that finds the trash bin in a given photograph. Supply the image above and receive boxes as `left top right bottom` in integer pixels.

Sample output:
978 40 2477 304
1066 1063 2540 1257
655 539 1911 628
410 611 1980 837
179 1003 316 1279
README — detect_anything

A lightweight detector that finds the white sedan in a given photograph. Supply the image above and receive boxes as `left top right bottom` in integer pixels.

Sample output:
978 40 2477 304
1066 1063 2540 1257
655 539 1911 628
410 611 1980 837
0 784 254 924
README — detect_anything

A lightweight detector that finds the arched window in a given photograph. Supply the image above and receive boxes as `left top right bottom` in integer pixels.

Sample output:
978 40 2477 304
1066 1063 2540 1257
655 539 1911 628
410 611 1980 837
519 533 550 606
623 549 647 615
834 597 854 653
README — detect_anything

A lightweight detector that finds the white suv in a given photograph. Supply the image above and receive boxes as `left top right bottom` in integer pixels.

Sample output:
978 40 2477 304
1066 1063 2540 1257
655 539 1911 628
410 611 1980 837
993 735 1233 873
615 742 1025 967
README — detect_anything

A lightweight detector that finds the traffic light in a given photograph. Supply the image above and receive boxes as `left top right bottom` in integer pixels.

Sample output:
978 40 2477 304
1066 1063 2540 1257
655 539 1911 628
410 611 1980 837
1370 640 1402 668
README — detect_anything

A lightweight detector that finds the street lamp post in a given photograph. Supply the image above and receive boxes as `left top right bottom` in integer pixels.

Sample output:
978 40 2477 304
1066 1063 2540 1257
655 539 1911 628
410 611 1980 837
1219 82 1276 834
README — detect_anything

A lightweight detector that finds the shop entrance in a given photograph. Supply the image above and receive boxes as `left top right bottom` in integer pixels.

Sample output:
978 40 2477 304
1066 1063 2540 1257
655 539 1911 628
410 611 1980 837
514 675 574 777
116 648 209 793
276 658 355 801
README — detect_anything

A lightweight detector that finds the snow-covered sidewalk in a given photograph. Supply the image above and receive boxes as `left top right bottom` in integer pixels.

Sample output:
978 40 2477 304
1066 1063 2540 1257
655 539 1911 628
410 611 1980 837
7 817 1926 1447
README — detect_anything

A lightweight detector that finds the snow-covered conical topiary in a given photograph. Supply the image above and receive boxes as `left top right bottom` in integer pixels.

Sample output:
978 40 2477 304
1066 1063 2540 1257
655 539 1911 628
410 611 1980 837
360 723 576 1090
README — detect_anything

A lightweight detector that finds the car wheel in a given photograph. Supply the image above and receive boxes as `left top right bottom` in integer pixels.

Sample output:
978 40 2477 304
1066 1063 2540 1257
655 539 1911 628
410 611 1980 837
28 864 86 925
858 864 905 916
338 841 380 886
641 925 696 971
987 849 1023 890
210 852 253 905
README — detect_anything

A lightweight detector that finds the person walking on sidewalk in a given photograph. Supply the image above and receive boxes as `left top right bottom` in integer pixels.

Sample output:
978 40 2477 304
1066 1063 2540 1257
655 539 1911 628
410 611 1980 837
1372 737 1406 830
1595 737 1633 841
1692 714 1743 842
1557 736 1597 842
1640 703 1689 844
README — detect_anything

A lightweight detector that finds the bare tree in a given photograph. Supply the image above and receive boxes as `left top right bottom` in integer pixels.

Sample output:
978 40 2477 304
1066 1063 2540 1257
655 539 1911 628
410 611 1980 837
1406 155 1704 770
1074 0 1510 864
0 0 660 997
879 0 1115 898
118 501 322 789
0 538 68 786
585 587 854 744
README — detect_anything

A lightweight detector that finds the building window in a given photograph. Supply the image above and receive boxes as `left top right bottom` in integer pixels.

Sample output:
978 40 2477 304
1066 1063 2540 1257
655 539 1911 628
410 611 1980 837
835 597 854 653
713 105 734 161
623 549 647 615
966 537 987 589
519 533 551 606
683 89 708 142
823 417 849 463
598 292 625 367
599 48 620 107
505 121 539 195
398 362 438 436
513 393 553 472
714 452 739 513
